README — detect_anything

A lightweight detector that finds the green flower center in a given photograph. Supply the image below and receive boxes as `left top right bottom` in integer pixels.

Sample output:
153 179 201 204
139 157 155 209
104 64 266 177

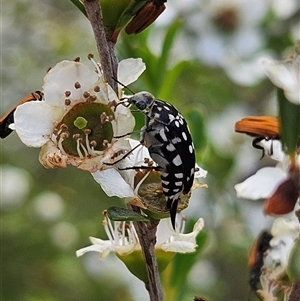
55 102 114 157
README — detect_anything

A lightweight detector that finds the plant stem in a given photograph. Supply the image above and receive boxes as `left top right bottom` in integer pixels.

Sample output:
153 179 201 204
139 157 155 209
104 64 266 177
131 206 164 301
83 1 163 300
289 282 300 301
83 0 118 93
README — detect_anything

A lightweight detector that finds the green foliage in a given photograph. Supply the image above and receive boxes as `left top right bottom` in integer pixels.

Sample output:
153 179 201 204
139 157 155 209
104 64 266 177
278 88 300 155
107 206 150 222
287 236 300 281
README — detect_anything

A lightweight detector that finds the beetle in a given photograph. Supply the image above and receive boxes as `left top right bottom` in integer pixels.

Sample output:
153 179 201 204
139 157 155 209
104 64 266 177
125 91 196 229
0 91 43 139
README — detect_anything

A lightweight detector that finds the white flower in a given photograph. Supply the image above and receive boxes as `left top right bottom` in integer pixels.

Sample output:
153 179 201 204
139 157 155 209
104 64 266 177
255 217 300 300
261 47 300 105
76 213 204 259
157 217 205 253
76 213 140 259
264 217 300 274
13 58 145 172
188 0 267 67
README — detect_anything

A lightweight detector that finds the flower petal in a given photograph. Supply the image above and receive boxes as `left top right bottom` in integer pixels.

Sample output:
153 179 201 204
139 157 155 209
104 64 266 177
76 237 112 257
113 104 135 138
117 58 146 87
235 167 287 200
261 57 300 105
159 218 204 253
14 101 54 147
161 241 197 253
258 139 285 162
92 169 135 198
43 60 98 106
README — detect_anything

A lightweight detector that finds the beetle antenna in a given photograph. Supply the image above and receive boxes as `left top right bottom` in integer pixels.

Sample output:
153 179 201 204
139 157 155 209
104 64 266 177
112 77 135 95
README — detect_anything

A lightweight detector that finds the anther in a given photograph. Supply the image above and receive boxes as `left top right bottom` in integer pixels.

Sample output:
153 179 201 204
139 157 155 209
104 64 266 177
83 91 90 98
65 91 71 97
90 140 97 147
60 123 68 131
60 132 70 139
74 82 81 89
94 85 100 92
87 95 97 103
103 139 109 147
53 128 59 136
108 100 118 109
87 53 94 60
108 115 114 122
73 133 81 140
65 98 71 106
84 129 91 135
74 57 80 62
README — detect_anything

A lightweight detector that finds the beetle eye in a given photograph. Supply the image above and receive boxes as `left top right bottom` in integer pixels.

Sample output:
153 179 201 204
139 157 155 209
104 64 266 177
136 101 147 111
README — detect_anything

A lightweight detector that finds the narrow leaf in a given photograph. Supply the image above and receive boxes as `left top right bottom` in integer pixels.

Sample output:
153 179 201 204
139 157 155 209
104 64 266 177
107 206 150 222
277 88 300 155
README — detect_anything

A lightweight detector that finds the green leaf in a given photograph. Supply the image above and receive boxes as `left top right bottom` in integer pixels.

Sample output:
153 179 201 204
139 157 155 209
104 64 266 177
278 88 300 155
115 0 147 30
100 0 132 28
107 206 150 222
287 236 300 281
186 110 206 154
155 20 182 93
69 0 87 17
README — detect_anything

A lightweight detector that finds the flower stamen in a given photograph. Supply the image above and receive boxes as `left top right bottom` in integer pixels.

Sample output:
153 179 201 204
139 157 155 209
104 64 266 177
65 98 71 106
57 132 69 155
74 82 81 89
83 91 90 98
94 85 100 92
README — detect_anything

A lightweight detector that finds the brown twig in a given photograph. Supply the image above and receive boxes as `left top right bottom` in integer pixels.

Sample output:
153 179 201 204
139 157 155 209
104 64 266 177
83 0 118 93
131 206 164 301
289 282 300 301
83 1 164 300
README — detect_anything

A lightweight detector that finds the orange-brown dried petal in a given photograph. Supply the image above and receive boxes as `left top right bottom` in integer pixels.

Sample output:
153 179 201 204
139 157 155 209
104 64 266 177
235 116 279 138
264 177 299 215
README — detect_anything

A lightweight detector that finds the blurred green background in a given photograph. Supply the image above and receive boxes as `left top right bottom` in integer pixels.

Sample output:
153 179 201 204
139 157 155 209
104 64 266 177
1 1 299 300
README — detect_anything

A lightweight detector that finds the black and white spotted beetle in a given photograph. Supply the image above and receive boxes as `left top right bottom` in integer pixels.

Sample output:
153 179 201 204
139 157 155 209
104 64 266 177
126 92 196 229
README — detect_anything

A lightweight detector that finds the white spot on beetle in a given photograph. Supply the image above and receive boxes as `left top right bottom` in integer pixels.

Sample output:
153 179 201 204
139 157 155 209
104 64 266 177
166 143 176 151
172 154 182 166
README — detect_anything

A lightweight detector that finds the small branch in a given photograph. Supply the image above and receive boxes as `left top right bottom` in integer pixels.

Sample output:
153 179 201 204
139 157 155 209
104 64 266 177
289 282 300 301
131 206 164 301
83 0 118 93
83 2 164 300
